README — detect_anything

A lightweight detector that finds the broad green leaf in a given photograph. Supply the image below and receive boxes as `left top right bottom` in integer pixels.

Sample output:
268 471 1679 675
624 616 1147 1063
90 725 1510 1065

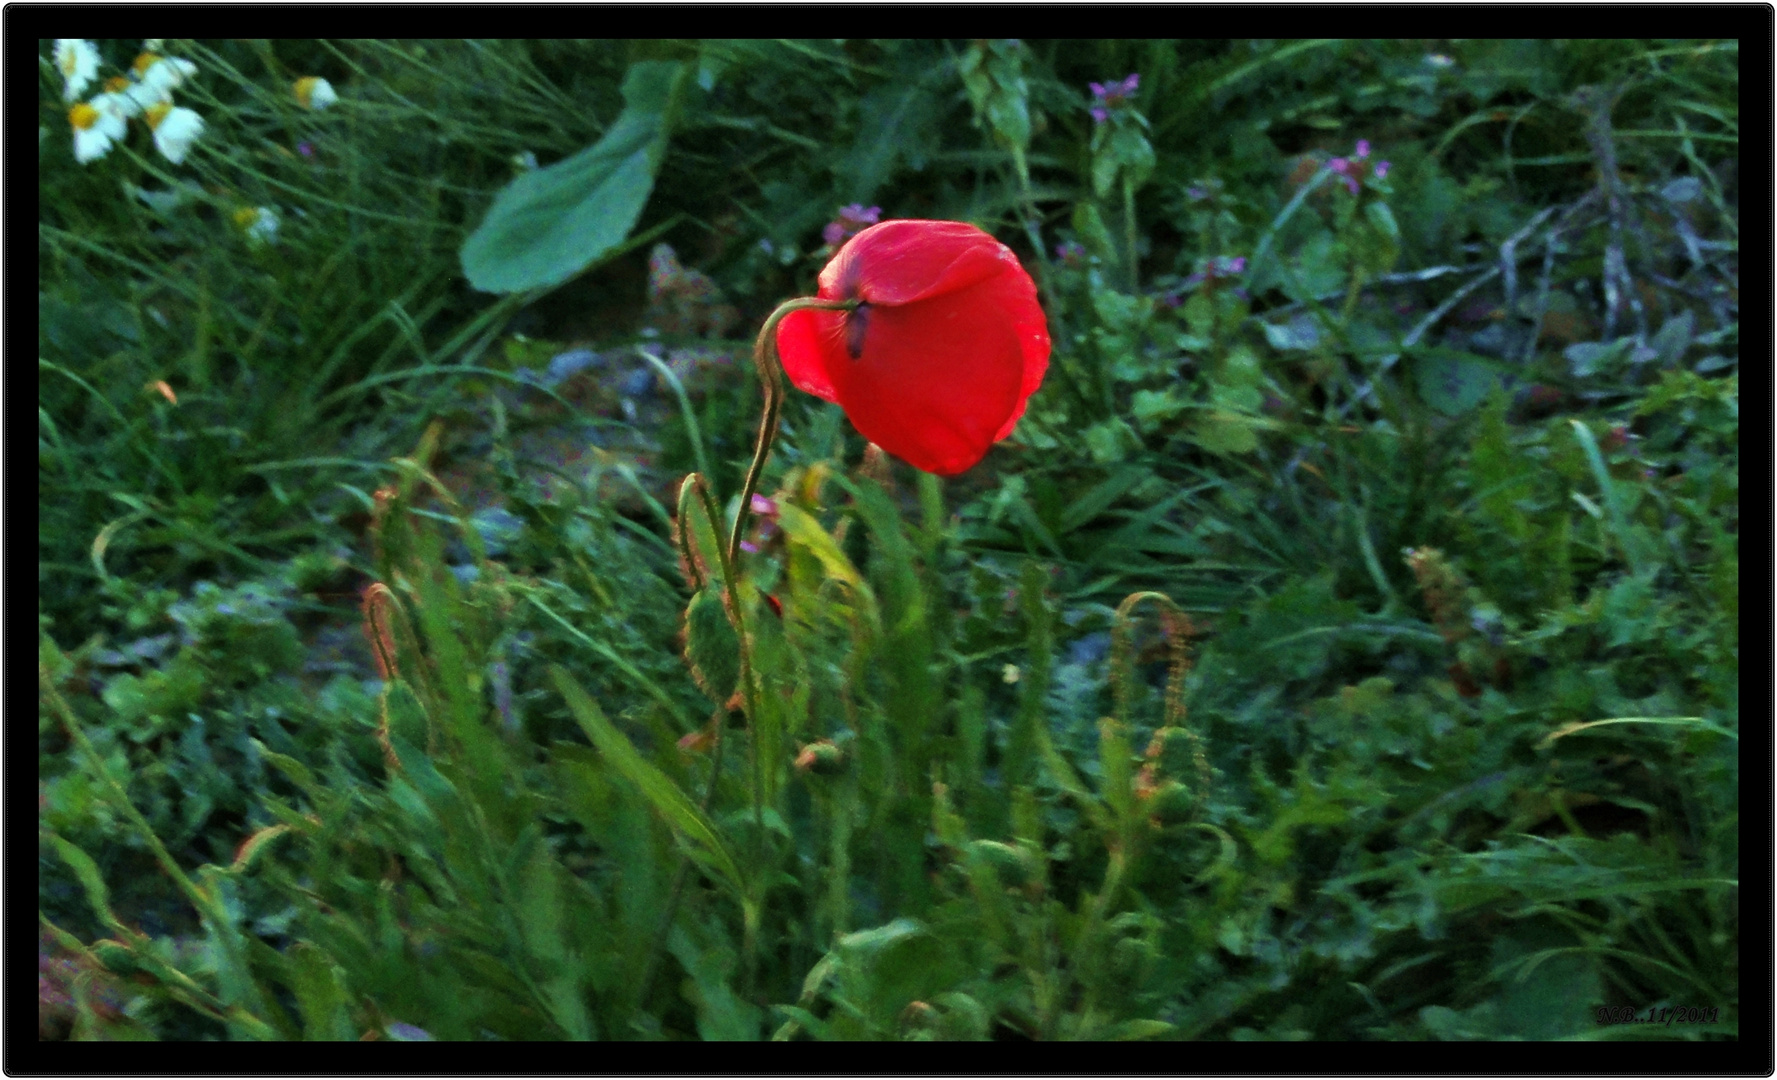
1649 309 1695 367
1284 228 1345 300
1185 410 1262 454
550 665 744 897
461 61 689 293
1416 348 1502 416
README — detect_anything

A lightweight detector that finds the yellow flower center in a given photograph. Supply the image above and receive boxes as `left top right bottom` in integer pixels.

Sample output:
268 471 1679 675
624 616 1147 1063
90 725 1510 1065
293 76 319 108
105 75 131 93
69 103 99 130
145 101 172 129
59 49 79 76
232 207 260 229
133 52 162 77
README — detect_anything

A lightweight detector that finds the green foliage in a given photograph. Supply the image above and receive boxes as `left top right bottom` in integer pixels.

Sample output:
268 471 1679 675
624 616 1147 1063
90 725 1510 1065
460 61 690 293
41 38 1736 1042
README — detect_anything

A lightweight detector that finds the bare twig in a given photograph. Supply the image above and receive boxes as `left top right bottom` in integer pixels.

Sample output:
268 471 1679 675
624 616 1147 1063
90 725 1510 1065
1499 205 1562 314
1400 266 1501 353
1573 81 1650 343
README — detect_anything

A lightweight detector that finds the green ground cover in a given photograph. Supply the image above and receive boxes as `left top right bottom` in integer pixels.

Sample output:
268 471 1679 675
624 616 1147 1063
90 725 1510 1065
39 39 1738 1042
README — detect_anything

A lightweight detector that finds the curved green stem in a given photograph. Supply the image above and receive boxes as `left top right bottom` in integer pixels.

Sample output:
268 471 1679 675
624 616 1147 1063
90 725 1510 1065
729 297 859 567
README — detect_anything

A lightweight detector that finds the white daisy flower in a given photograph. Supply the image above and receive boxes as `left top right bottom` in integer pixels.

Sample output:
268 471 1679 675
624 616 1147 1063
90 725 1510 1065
68 98 126 164
142 39 164 52
233 206 280 246
145 101 204 164
134 52 197 98
55 39 100 102
91 76 146 118
120 75 168 114
293 76 338 110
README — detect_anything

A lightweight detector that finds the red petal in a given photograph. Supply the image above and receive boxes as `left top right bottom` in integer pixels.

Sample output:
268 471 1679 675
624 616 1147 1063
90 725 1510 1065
822 220 1013 306
825 281 1026 475
776 307 843 404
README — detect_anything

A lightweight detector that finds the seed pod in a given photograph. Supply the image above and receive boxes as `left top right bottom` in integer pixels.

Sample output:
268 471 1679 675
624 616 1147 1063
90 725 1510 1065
682 587 740 704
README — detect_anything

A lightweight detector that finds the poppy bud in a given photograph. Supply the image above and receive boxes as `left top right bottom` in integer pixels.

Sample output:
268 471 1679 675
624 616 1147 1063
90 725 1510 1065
776 220 1050 476
1141 779 1196 824
794 739 845 775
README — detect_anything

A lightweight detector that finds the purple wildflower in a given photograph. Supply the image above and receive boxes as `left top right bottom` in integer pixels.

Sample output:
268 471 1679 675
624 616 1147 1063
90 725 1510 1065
739 540 760 555
1327 141 1389 191
1185 184 1209 201
822 203 882 247
747 493 781 543
1088 73 1140 123
1056 240 1087 266
297 140 315 158
1179 254 1249 295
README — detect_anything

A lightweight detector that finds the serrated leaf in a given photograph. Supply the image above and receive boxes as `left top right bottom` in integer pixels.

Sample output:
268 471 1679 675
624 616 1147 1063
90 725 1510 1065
290 942 355 1041
49 834 122 932
461 61 689 293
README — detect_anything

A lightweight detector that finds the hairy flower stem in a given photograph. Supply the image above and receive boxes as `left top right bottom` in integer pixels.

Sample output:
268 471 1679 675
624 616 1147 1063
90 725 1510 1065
1122 174 1141 292
731 297 860 566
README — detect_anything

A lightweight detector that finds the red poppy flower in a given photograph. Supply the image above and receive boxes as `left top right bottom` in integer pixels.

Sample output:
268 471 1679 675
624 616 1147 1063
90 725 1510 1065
775 220 1050 476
